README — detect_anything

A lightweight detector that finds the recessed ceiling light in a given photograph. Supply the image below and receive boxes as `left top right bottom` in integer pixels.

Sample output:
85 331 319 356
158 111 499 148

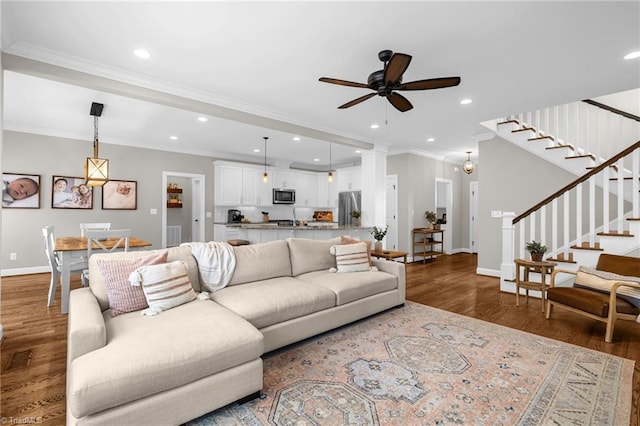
624 51 640 60
370 124 380 129
355 150 362 154
427 137 435 142
197 116 208 122
253 149 260 153
293 136 301 141
169 136 178 141
460 99 473 105
133 49 151 60
313 158 320 162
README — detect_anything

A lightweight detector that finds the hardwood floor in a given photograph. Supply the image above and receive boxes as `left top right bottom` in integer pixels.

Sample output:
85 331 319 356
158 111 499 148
1 253 638 425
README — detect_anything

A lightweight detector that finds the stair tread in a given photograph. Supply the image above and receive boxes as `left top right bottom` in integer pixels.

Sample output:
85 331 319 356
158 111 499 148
497 119 520 126
545 257 577 264
546 144 575 151
528 135 555 141
570 244 604 251
512 127 536 133
565 154 596 160
596 231 634 237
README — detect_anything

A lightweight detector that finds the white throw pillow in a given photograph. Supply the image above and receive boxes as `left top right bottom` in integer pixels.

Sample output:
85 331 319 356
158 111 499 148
575 266 640 308
329 242 372 273
129 261 196 313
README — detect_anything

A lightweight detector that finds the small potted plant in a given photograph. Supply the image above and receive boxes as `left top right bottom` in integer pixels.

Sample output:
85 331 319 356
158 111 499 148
525 240 547 262
425 211 437 229
371 225 388 251
350 210 361 227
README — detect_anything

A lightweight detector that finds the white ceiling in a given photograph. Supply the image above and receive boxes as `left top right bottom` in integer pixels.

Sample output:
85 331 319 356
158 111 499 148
2 1 639 169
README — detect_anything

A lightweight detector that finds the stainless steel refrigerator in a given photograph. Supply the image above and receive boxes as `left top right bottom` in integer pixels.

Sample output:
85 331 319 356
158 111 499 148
338 191 362 226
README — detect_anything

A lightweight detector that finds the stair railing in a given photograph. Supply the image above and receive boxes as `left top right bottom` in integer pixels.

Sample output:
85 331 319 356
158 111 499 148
501 140 640 284
508 100 640 171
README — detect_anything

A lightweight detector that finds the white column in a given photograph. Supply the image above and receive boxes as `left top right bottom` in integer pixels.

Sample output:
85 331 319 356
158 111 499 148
360 145 388 229
500 212 516 292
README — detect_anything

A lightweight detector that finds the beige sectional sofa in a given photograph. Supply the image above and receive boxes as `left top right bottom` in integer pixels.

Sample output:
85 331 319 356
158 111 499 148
66 237 406 425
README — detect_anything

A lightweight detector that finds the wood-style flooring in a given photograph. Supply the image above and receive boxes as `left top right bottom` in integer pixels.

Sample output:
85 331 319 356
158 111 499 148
1 253 638 425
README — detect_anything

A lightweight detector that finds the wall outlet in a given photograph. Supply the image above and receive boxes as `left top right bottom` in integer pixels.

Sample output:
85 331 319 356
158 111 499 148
9 252 17 261
150 208 157 215
206 212 212 218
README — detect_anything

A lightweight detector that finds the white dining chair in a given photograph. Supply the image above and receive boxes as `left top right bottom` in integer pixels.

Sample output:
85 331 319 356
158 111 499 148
42 226 87 307
80 222 111 237
81 229 131 286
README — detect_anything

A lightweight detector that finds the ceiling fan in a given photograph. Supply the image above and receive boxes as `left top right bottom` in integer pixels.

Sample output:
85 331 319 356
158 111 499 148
319 50 461 112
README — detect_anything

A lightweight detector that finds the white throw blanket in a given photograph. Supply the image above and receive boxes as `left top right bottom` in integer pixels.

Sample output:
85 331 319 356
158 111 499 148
181 242 236 292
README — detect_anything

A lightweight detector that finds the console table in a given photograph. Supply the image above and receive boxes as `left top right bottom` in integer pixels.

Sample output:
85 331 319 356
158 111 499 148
370 249 408 264
412 228 444 263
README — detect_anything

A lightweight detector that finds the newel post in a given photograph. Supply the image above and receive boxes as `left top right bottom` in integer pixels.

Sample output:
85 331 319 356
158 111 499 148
500 212 516 291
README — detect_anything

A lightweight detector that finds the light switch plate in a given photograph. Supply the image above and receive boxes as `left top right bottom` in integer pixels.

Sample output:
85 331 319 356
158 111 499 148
150 208 157 215
491 210 502 218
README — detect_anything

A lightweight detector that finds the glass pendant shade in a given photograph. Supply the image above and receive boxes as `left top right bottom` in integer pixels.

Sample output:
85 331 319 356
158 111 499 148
462 151 475 174
85 157 109 186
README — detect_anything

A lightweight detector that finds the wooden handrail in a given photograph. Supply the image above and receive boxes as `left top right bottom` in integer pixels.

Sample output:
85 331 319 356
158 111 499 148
582 99 640 123
513 140 640 224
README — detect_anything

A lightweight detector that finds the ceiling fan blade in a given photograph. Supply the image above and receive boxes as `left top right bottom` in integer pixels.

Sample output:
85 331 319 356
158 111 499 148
319 77 369 89
384 53 412 86
338 92 377 109
387 92 413 112
397 76 461 91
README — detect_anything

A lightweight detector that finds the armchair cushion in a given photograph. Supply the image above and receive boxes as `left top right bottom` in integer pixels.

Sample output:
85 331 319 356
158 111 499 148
574 266 640 308
548 286 640 317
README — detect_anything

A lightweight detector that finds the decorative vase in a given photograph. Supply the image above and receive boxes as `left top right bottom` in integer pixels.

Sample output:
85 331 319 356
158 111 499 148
428 222 434 230
374 241 382 251
354 218 361 227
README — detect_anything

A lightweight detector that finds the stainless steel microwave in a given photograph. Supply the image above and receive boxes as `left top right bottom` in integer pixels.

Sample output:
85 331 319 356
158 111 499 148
273 188 295 204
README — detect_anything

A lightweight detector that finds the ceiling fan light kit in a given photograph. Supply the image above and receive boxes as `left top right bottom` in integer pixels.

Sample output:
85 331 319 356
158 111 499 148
320 50 461 112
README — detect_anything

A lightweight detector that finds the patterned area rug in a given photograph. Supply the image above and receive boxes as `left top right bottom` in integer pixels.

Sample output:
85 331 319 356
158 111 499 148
187 302 633 425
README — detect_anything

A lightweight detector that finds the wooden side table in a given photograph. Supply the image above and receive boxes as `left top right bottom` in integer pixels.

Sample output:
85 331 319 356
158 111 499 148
514 258 557 313
370 249 408 264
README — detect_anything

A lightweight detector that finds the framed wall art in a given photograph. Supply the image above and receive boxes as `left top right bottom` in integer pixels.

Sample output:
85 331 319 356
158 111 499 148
102 180 137 210
52 176 93 209
2 172 41 209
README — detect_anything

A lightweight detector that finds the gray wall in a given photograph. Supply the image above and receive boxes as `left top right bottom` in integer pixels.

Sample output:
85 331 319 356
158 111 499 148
477 135 578 273
387 152 473 254
1 130 215 271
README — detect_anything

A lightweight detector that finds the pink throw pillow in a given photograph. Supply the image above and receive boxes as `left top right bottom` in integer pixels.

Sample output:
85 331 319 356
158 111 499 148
341 235 372 266
97 251 168 317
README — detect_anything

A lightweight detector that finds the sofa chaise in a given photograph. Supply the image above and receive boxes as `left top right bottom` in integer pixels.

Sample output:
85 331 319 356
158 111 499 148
66 237 406 425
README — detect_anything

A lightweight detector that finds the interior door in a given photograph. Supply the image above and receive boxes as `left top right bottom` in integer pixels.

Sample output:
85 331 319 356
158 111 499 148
470 181 479 253
385 175 398 250
191 177 202 241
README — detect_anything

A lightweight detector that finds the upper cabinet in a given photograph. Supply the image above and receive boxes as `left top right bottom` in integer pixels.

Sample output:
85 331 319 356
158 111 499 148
215 162 271 206
215 161 353 208
337 166 362 192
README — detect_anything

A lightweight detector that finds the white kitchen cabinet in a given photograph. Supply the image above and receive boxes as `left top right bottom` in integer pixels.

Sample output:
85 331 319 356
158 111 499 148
215 162 271 206
215 164 243 205
317 173 338 208
337 166 362 192
295 172 318 207
272 170 295 189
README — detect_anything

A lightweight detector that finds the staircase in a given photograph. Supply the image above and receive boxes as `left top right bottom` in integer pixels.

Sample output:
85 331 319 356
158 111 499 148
482 99 640 292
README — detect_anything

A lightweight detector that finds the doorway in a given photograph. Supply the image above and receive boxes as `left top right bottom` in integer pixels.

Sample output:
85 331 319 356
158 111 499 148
162 171 206 248
385 175 398 250
435 178 452 254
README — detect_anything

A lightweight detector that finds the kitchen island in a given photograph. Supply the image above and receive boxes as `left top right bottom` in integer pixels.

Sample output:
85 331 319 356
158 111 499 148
213 222 374 244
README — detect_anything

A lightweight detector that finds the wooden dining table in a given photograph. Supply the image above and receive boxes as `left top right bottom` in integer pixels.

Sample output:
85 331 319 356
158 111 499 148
54 236 152 314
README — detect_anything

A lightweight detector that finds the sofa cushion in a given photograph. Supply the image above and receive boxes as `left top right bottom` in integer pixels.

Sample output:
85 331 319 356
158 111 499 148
131 261 197 312
330 242 371 272
574 266 640 308
287 237 342 276
297 269 398 306
341 235 372 265
228 240 292 285
97 251 168 317
211 277 336 329
90 246 200 311
67 300 263 418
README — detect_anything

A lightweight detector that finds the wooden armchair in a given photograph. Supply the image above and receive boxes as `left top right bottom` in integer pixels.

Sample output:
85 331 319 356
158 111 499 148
546 253 640 342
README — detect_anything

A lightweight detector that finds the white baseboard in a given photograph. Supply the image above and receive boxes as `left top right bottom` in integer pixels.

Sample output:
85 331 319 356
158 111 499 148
476 267 500 277
1 266 49 277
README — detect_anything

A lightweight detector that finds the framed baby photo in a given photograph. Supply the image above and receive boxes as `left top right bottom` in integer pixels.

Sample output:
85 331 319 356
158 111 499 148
2 172 41 209
51 176 94 209
102 179 137 210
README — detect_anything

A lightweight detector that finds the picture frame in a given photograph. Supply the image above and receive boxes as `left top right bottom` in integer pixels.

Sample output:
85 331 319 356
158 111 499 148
2 172 41 209
51 176 94 209
102 180 137 210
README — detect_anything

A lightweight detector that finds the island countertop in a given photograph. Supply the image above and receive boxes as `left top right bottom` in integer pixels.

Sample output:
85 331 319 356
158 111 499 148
215 222 371 231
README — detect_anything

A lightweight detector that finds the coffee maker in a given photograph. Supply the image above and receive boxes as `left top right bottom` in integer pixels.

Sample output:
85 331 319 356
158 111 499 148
227 209 242 223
